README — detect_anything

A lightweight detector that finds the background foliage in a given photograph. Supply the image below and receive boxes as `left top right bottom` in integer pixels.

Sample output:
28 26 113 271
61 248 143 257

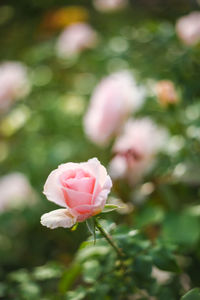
0 0 200 299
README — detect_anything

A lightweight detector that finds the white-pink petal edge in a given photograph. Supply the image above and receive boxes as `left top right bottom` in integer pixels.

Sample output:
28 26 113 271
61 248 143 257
40 209 77 229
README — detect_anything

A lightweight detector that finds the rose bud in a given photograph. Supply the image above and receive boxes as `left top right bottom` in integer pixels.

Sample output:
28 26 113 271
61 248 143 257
109 118 168 184
93 0 128 13
41 158 112 229
155 80 179 106
0 62 30 113
84 71 145 146
176 11 200 46
56 23 98 58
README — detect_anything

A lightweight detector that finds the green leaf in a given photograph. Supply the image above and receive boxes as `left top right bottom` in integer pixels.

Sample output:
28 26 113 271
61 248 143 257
181 288 200 300
102 204 122 213
86 218 96 244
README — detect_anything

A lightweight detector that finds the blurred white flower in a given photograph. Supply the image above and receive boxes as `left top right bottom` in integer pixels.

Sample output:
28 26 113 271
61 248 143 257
109 118 168 184
56 23 98 58
84 71 145 146
176 11 200 46
0 62 30 113
0 172 37 213
93 0 128 12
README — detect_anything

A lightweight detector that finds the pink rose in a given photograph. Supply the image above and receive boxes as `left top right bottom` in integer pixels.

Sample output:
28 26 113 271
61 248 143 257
109 118 168 184
84 71 145 146
56 23 98 57
93 0 128 12
0 62 30 113
41 158 112 229
176 12 200 46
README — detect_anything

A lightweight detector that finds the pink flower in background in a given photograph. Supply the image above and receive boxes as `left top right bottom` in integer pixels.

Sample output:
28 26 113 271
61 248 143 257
0 173 37 212
93 0 128 12
176 12 200 46
84 71 145 146
155 80 179 106
41 158 112 229
0 62 30 113
56 23 98 57
109 118 168 184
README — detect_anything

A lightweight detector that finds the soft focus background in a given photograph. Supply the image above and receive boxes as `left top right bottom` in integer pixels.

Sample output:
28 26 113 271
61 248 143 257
1 1 200 299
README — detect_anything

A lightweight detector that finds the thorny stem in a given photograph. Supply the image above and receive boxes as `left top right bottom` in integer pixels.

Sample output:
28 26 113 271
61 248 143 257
94 219 124 259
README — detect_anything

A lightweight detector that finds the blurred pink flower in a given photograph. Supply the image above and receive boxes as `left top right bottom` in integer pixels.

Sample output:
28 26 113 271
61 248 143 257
0 173 37 213
56 23 98 57
84 71 145 146
176 12 200 46
93 0 128 12
0 62 30 113
109 118 168 184
41 158 112 229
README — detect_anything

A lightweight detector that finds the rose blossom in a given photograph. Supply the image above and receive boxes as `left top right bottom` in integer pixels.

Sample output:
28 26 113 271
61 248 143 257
109 118 168 184
0 62 30 113
84 71 145 146
56 23 98 57
41 158 112 229
155 80 179 106
0 173 37 213
93 0 128 12
176 12 200 46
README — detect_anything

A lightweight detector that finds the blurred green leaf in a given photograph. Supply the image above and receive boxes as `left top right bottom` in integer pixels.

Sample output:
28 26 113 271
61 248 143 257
59 264 81 293
181 288 200 300
66 286 86 300
33 263 63 281
135 205 165 228
86 218 96 244
102 204 122 213
82 260 101 283
151 246 180 272
162 212 200 247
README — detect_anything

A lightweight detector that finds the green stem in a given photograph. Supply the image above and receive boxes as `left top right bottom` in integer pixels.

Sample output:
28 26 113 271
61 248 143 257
94 219 124 259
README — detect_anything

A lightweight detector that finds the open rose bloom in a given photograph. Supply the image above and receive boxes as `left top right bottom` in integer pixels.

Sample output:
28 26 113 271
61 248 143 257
56 23 98 58
109 118 168 184
0 62 30 113
84 71 145 146
176 12 200 46
41 158 112 229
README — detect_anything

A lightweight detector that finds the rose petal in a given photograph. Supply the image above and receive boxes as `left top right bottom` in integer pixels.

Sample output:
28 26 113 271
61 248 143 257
40 209 77 229
62 187 93 208
94 175 112 208
43 169 66 207
64 177 95 194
